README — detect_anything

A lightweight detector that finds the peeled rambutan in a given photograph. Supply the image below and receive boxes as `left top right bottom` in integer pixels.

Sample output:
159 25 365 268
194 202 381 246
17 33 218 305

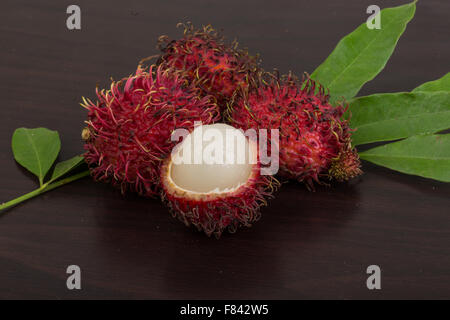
82 65 220 197
156 23 260 110
227 73 362 188
160 123 279 237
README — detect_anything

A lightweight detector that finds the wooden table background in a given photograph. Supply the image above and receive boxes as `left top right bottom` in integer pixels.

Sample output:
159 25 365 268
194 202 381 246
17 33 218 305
0 0 449 299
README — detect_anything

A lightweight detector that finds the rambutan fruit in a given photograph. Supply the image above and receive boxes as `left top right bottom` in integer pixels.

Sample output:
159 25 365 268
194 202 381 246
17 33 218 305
82 65 220 197
227 73 362 188
156 23 260 110
160 123 279 238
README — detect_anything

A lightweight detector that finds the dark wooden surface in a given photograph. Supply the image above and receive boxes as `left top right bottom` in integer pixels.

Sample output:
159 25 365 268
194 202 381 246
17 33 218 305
0 0 449 299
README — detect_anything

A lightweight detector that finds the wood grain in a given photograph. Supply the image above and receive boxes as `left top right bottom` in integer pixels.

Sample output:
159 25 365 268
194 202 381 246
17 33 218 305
0 0 449 299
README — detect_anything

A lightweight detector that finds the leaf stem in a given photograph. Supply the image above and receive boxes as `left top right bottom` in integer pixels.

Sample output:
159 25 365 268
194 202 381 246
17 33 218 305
0 170 90 211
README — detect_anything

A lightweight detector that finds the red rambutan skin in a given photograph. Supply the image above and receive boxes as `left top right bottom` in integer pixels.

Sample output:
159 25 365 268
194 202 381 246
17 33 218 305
227 74 362 188
157 23 260 110
160 144 279 238
82 65 220 197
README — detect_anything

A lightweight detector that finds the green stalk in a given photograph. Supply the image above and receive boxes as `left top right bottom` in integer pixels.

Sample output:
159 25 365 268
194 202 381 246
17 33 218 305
0 170 90 211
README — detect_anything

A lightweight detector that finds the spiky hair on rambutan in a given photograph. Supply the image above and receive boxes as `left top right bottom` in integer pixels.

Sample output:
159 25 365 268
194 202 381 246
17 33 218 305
160 123 279 238
156 23 260 110
226 72 362 189
81 65 220 197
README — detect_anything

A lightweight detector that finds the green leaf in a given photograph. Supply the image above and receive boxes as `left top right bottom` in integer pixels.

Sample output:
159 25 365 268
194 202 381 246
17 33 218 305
412 72 450 93
49 156 86 183
12 128 61 185
348 92 450 145
311 1 416 104
360 134 450 182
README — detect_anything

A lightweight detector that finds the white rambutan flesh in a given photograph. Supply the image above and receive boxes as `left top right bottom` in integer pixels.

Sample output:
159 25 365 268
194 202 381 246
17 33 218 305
169 123 256 194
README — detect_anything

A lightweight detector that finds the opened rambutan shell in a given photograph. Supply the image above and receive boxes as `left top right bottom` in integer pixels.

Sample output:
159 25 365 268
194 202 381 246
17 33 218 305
82 65 220 197
156 23 260 110
160 123 279 238
227 73 362 188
